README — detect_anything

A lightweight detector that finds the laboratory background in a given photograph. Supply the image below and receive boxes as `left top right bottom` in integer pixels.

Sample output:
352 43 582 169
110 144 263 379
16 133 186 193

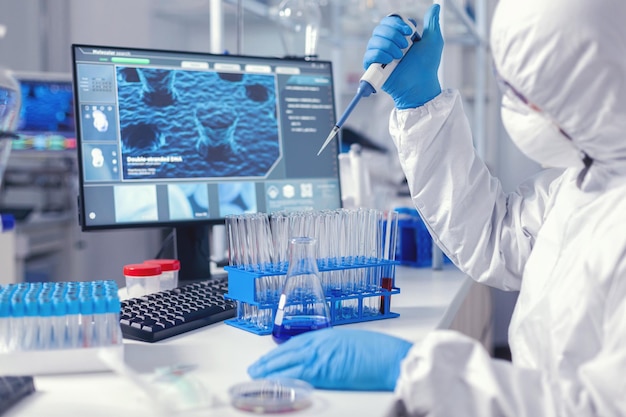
0 0 543 378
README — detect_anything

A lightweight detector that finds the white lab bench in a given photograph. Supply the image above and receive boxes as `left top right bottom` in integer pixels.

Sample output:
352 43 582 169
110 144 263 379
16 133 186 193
5 264 491 417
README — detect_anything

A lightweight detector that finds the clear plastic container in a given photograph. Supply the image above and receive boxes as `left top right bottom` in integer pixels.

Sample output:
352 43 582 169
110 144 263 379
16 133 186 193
143 259 180 291
123 263 162 298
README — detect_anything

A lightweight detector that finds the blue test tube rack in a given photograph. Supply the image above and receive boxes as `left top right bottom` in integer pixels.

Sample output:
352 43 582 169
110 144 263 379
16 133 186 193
224 258 400 336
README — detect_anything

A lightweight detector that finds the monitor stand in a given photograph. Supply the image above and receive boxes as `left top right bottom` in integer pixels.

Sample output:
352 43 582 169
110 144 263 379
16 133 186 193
174 225 212 282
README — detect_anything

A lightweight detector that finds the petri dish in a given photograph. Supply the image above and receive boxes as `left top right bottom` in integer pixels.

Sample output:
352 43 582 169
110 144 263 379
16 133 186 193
229 378 314 414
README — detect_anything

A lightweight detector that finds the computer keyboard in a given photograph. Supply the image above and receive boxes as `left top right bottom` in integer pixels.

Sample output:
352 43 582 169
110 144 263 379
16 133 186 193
120 278 236 343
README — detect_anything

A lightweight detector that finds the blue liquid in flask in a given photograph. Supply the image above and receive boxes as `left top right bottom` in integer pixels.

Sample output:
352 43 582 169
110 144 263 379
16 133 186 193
272 315 331 344
272 237 332 344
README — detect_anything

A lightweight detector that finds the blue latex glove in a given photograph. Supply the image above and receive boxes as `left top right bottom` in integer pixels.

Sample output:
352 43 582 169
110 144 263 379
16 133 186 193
363 4 443 109
247 328 413 391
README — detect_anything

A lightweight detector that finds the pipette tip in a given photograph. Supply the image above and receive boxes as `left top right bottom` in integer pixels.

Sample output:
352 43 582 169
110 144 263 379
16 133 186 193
317 126 340 156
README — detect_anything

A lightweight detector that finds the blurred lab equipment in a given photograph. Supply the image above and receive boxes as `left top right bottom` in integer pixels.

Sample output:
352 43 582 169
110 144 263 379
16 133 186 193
271 236 332 344
0 65 21 192
317 15 419 155
98 348 217 414
0 214 14 234
339 143 372 208
275 0 322 58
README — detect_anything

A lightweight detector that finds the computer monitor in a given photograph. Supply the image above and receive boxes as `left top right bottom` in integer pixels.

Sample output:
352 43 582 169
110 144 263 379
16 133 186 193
71 44 343 280
13 72 76 152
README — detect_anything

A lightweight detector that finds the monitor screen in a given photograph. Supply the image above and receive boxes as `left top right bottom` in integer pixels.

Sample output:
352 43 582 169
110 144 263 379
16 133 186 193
71 45 342 232
13 72 76 152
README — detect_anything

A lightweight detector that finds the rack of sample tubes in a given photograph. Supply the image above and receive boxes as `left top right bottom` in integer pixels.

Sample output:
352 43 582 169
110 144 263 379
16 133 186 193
0 280 123 375
223 208 400 335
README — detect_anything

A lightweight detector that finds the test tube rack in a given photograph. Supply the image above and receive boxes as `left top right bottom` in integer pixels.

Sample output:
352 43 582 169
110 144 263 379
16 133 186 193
224 259 400 336
0 280 124 375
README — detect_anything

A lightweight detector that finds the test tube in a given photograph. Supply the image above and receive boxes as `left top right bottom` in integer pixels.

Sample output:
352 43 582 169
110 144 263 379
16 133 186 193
66 295 81 348
10 286 28 351
270 212 289 272
93 295 108 347
80 294 94 348
0 291 12 353
380 210 399 314
38 297 53 350
52 295 68 349
23 295 39 350
225 215 241 268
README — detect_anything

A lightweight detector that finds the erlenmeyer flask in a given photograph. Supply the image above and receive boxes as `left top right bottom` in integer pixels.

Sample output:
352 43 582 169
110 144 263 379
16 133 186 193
272 236 331 344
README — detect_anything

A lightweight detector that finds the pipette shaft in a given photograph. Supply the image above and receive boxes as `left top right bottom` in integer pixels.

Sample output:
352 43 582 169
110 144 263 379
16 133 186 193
317 15 420 156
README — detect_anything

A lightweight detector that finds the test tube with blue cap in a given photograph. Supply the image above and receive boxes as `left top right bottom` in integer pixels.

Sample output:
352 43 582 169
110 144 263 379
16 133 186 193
10 288 25 350
80 292 94 348
317 15 420 156
38 296 53 350
66 294 81 348
52 295 67 348
23 294 39 350
0 292 10 353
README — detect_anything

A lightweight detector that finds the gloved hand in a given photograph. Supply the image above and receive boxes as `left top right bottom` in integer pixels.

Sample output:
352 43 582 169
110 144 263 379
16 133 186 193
363 4 443 109
247 328 413 391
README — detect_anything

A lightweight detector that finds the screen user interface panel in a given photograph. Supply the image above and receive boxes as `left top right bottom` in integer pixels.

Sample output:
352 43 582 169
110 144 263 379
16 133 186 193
72 45 342 229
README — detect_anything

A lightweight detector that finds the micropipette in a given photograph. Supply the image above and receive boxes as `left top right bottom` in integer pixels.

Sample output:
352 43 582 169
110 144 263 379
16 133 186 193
317 15 420 156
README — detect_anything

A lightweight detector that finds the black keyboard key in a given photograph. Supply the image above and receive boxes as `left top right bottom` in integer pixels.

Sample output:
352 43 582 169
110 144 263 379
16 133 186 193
119 278 236 342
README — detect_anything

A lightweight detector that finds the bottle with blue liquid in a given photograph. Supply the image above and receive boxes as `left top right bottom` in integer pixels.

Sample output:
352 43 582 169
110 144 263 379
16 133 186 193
272 236 331 344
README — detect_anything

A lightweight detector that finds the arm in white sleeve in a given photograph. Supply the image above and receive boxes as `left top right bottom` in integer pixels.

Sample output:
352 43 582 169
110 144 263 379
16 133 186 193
388 234 626 417
389 89 562 291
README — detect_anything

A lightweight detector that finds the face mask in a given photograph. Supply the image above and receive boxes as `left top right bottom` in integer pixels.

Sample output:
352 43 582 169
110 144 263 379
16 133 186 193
501 95 584 169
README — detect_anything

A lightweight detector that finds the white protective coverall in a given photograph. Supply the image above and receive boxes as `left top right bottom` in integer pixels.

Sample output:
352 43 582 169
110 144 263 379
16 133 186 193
386 0 626 416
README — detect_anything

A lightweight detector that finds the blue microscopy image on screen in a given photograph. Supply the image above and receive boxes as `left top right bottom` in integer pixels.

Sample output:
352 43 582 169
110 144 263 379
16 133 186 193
168 183 209 220
218 182 257 216
116 67 281 181
18 81 75 133
113 184 159 223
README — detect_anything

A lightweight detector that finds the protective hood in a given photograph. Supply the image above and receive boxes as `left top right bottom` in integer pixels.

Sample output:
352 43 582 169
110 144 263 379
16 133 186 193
490 0 626 190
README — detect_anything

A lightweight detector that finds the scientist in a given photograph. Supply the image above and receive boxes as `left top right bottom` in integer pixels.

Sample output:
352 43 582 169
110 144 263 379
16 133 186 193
248 0 626 415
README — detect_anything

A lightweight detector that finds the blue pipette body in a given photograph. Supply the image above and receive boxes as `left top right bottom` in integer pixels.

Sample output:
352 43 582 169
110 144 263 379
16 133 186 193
317 15 420 156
